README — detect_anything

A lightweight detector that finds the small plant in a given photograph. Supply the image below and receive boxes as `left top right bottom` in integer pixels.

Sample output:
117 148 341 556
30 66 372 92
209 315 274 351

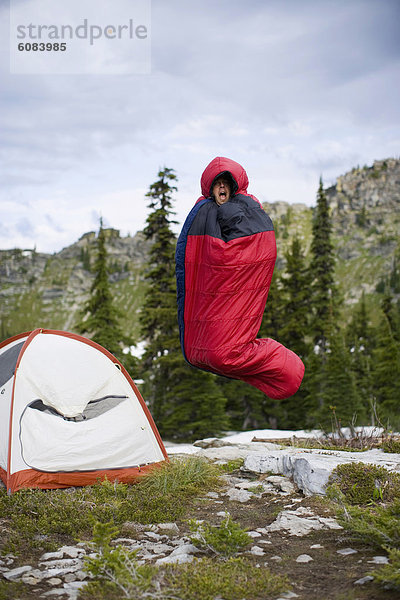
82 521 158 599
0 580 25 600
381 437 400 454
371 547 400 591
331 499 400 594
163 557 290 600
327 462 400 505
335 498 400 551
189 516 251 557
218 458 245 473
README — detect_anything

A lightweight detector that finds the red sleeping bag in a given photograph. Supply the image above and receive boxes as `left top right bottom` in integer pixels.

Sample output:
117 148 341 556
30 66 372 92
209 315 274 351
175 157 304 399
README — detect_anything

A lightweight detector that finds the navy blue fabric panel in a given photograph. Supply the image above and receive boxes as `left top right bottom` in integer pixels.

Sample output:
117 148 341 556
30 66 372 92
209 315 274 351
0 341 24 387
188 194 274 242
175 198 212 360
188 199 221 239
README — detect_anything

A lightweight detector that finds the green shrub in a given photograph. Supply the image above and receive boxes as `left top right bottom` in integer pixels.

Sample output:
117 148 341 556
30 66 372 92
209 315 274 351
164 557 290 600
189 516 251 557
331 493 400 594
327 462 400 505
82 521 157 599
335 499 400 551
0 581 24 600
371 547 400 591
381 438 400 454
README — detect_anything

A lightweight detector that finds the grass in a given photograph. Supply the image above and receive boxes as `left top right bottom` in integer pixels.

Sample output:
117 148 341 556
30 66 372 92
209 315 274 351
189 516 251 557
163 557 290 600
327 462 400 593
0 581 25 600
0 457 220 557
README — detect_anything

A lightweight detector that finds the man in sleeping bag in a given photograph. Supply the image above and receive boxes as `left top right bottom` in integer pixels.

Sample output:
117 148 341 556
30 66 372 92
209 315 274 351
175 156 305 400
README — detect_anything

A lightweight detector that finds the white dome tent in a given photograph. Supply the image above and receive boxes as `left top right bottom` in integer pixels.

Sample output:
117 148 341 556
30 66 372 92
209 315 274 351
0 329 168 493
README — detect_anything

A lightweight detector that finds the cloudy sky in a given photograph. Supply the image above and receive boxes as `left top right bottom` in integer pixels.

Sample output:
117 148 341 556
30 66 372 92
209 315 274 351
1 0 399 253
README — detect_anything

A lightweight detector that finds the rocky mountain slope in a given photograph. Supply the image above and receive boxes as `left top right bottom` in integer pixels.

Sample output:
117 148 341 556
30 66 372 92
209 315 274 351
0 158 399 341
0 228 150 341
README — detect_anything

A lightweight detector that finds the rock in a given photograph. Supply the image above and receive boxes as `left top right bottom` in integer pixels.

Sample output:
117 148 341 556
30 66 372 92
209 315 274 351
157 522 179 534
156 553 194 565
206 491 219 498
248 531 262 538
114 537 140 546
40 551 65 561
337 548 358 556
368 556 389 564
354 575 374 585
225 488 253 502
3 565 33 580
244 448 400 496
139 542 173 555
266 506 342 536
193 437 233 448
47 578 63 586
39 558 83 574
264 475 296 494
197 444 272 462
310 544 324 549
250 545 265 556
296 554 313 563
143 531 162 540
63 581 87 600
64 573 79 583
22 572 43 585
270 555 282 561
169 543 199 557
235 481 264 491
59 546 84 559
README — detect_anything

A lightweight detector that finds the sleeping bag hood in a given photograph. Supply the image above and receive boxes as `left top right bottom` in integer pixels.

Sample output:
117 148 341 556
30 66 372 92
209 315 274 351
176 157 304 400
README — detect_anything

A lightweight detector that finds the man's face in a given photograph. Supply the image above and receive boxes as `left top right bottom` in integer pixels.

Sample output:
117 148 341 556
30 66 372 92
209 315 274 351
212 176 231 205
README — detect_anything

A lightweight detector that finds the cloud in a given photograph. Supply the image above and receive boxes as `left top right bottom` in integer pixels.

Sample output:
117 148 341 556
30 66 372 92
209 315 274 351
0 0 399 252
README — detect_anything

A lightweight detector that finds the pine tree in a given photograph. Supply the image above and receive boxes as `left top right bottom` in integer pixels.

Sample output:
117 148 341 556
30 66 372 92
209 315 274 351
381 287 400 344
139 168 228 439
345 293 375 423
218 377 269 431
371 313 400 425
312 332 364 430
139 167 179 381
77 219 125 360
309 178 337 351
305 179 342 425
258 239 312 430
259 268 283 341
279 236 311 360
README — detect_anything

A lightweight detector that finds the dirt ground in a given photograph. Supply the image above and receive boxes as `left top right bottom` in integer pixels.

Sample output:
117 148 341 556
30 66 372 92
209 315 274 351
1 471 398 600
181 475 399 600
